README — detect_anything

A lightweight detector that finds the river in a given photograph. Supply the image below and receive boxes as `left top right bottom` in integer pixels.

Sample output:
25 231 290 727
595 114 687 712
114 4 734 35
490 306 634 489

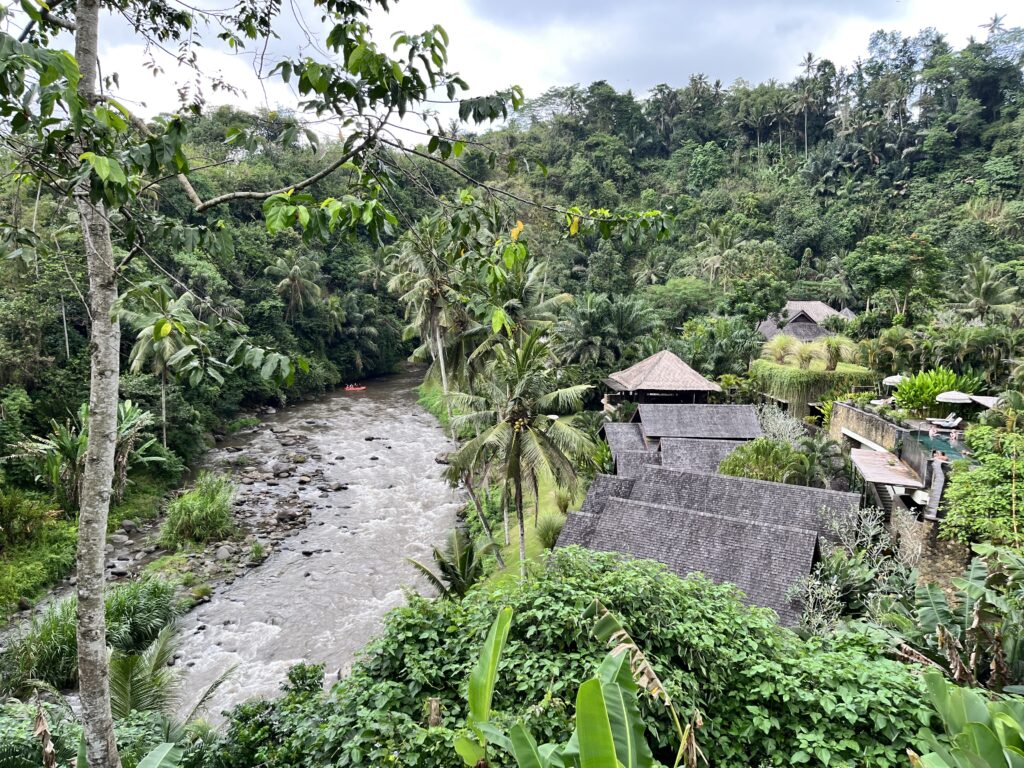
173 369 462 722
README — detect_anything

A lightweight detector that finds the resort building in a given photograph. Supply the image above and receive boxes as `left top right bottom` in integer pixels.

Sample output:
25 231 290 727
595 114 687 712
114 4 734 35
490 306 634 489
757 300 855 341
604 349 721 404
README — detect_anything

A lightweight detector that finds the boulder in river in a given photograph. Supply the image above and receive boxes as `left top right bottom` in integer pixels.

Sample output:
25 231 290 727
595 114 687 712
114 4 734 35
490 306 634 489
215 546 233 561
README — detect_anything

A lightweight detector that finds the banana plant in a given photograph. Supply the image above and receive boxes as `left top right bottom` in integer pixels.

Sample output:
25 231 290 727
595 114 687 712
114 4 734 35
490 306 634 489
456 604 680 768
910 669 1024 768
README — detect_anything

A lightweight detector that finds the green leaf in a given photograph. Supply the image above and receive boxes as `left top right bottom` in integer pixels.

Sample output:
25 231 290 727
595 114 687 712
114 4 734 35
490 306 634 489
137 743 183 768
595 652 654 768
454 735 485 768
509 722 549 768
467 606 512 725
576 678 619 768
153 318 172 339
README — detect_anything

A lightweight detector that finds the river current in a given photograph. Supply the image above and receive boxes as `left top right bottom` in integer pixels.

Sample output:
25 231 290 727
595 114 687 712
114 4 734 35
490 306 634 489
173 369 462 722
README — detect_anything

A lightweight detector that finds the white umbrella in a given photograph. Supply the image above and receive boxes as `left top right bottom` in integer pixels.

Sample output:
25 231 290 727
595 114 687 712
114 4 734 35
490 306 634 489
882 374 905 387
936 390 973 404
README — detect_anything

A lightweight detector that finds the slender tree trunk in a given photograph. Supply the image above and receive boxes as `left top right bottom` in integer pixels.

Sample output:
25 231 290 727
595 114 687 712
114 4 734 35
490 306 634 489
433 322 452 423
160 368 167 448
804 109 809 158
532 474 540 526
501 483 510 546
463 474 505 568
514 473 526 580
61 296 71 359
73 4 123 767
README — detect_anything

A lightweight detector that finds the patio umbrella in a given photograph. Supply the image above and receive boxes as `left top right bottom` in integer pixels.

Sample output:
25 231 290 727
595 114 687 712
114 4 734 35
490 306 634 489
936 390 973 404
882 374 905 387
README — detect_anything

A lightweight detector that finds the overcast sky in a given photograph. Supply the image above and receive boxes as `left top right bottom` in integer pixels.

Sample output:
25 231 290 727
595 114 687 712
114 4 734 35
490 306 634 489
87 0 1015 120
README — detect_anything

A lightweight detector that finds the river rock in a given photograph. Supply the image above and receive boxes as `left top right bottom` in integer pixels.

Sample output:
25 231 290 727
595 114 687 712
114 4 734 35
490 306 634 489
271 461 292 476
110 533 130 546
270 426 290 434
121 519 139 533
215 546 233 561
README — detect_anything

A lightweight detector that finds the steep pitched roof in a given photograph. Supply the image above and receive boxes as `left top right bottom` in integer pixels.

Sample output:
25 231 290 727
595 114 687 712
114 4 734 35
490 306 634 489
757 317 830 341
557 474 636 548
606 350 721 393
631 465 858 537
615 450 661 479
660 438 741 474
636 404 762 440
603 422 649 457
587 497 819 624
784 300 842 324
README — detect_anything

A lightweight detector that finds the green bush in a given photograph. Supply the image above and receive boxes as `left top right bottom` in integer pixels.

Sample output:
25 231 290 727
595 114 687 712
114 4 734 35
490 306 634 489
535 514 565 550
0 520 77 615
719 437 800 482
160 472 235 547
894 366 981 416
1 576 180 690
0 488 56 549
750 359 874 417
197 549 928 768
942 426 1024 547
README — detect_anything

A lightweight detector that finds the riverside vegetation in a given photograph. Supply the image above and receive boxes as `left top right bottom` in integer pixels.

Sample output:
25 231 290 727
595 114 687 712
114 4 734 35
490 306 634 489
1 1 1024 767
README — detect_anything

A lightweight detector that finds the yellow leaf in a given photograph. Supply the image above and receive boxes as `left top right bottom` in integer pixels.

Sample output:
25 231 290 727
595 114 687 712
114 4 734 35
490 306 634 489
510 220 524 241
569 216 580 236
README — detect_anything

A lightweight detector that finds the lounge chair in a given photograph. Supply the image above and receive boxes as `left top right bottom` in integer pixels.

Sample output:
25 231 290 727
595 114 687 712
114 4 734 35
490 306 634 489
927 414 962 429
870 397 894 406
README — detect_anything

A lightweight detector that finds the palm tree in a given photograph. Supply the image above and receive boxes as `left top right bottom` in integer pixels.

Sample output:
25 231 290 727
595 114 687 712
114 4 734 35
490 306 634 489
448 331 594 578
407 527 490 600
552 294 616 366
819 335 856 371
878 326 916 374
786 434 843 488
122 285 206 446
797 52 818 158
956 258 1018 322
632 251 669 287
324 294 347 339
334 293 382 375
265 251 322 321
696 220 744 286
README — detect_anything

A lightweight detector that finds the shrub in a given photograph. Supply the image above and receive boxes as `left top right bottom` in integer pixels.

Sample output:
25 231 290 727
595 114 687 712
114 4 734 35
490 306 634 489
160 472 235 547
894 367 981 416
1 576 179 689
535 514 565 550
719 437 800 483
198 549 929 768
942 426 1024 547
0 488 56 549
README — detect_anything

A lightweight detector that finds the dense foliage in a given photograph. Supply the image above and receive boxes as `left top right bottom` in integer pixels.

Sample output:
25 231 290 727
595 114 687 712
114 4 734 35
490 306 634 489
197 549 929 768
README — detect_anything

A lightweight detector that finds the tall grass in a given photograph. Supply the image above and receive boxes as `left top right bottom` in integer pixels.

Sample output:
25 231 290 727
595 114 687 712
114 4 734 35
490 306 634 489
160 471 235 548
536 514 566 550
1 577 179 690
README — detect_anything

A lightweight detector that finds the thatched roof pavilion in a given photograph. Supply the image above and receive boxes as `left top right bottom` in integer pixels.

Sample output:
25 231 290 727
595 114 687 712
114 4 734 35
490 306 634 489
605 350 721 404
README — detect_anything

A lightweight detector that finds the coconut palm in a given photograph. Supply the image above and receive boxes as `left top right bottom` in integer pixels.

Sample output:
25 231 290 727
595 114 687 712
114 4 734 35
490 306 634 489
265 251 322 321
696 220 744 285
762 333 798 364
786 434 844 488
632 251 669 287
333 293 382 375
448 331 594 578
955 258 1018 322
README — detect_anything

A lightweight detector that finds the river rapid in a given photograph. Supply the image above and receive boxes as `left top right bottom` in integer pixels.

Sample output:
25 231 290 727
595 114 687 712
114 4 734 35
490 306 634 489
173 369 462 722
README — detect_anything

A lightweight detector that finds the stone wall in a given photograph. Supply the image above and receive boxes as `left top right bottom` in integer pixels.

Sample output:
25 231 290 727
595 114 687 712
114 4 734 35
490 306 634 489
828 402 906 452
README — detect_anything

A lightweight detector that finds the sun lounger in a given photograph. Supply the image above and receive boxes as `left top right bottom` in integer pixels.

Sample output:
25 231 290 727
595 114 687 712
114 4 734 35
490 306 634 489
927 415 962 429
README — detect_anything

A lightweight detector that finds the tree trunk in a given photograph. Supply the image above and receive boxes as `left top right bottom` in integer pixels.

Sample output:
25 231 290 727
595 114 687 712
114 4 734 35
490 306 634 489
463 475 505 568
61 296 71 359
804 109 809 158
160 368 167 448
433 322 452 423
514 473 526 580
73 2 124 766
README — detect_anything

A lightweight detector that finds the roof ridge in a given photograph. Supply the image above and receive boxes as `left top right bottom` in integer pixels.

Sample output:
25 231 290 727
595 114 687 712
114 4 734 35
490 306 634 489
606 495 823 537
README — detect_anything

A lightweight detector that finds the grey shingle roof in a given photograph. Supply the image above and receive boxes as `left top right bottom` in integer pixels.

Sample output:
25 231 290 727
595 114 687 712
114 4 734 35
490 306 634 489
603 422 649 457
556 512 598 547
579 474 637 516
631 465 857 537
636 404 763 440
587 496 819 624
660 438 741 474
615 450 661 478
606 350 721 393
757 317 830 341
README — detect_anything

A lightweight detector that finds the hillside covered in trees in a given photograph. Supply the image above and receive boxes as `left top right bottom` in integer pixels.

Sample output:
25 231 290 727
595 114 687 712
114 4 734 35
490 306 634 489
2 5 1024 768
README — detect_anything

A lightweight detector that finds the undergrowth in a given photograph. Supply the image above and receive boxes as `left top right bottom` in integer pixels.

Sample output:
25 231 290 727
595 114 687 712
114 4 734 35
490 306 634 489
159 471 235 548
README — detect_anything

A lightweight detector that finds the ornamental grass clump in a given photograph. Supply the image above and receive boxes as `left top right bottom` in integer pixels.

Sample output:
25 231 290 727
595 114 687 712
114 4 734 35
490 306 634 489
160 471 235 548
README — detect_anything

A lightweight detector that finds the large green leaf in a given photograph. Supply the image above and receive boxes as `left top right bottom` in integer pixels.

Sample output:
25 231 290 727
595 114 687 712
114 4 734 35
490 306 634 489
137 743 183 768
956 723 1004 768
576 678 620 768
509 722 550 768
916 583 956 636
595 651 655 768
467 605 512 725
